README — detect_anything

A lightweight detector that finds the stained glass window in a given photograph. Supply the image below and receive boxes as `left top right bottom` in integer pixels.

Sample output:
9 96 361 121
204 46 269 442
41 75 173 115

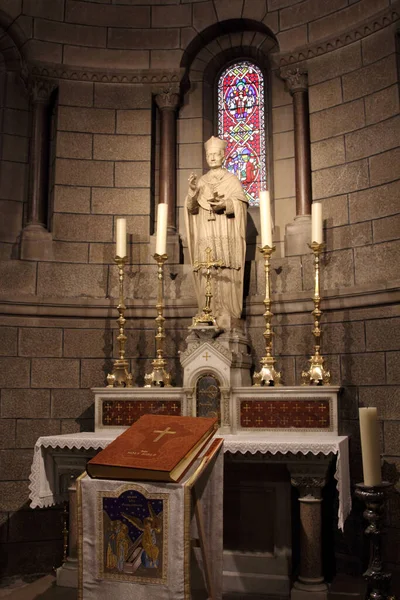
218 61 266 207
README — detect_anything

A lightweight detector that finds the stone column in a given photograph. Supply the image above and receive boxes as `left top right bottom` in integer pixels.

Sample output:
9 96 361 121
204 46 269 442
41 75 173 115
155 88 180 231
20 78 57 261
280 68 312 256
289 462 330 600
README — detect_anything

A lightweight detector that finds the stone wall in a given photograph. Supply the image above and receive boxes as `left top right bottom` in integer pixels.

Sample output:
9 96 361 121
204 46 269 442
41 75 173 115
0 0 398 587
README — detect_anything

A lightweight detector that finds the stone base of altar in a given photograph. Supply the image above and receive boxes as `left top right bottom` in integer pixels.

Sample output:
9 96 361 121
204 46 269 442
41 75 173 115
56 558 78 588
291 583 328 600
223 551 291 596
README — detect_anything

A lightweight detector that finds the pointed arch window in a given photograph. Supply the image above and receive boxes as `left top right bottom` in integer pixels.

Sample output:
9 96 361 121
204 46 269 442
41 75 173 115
217 60 266 207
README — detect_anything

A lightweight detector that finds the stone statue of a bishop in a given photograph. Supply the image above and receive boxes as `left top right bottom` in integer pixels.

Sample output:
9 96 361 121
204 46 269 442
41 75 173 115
185 136 248 329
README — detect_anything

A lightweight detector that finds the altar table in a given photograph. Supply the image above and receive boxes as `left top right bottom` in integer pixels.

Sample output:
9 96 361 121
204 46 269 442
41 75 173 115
29 431 351 597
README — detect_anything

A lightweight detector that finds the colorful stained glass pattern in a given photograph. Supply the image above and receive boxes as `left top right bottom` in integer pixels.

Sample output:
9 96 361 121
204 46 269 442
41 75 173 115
218 61 266 207
239 398 331 429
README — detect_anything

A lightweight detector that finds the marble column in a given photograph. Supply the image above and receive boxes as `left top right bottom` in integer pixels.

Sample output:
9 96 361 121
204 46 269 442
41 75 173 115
280 68 312 256
289 462 330 600
20 78 57 261
154 88 180 262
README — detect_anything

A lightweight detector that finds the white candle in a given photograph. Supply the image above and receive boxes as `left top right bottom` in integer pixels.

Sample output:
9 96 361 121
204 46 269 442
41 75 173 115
311 201 323 244
116 218 126 258
259 191 272 248
155 203 168 256
359 407 382 486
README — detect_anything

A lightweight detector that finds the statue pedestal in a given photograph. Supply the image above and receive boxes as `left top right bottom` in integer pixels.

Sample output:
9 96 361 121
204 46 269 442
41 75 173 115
181 325 252 387
180 326 252 430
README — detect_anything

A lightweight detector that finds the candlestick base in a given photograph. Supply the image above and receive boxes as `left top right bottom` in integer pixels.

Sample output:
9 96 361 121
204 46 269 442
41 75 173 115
301 352 331 386
354 482 393 600
107 359 133 388
253 356 282 386
144 357 171 388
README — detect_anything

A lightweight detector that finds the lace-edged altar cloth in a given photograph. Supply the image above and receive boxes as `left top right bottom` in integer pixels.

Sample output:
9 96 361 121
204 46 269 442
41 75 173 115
29 431 351 531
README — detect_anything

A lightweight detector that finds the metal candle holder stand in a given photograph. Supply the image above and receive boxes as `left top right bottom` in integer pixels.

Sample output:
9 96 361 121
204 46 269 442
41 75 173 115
144 253 171 387
253 244 282 386
354 482 394 600
106 255 133 387
302 241 331 385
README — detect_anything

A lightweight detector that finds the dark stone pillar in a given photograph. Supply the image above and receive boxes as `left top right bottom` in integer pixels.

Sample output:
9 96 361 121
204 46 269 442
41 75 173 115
20 78 57 261
289 464 329 600
155 88 180 234
280 68 312 256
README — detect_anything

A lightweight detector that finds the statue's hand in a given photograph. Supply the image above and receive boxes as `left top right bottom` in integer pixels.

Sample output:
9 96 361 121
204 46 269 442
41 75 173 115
188 172 198 193
209 199 226 213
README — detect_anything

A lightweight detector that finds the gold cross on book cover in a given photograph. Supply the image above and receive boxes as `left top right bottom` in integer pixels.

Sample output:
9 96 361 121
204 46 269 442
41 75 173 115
87 414 218 483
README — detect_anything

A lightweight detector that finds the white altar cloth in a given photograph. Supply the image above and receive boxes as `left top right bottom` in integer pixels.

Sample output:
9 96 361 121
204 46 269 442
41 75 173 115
29 432 351 531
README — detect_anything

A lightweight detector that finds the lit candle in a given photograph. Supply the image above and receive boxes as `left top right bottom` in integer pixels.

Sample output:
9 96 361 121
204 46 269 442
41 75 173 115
359 407 382 486
311 201 323 244
259 191 272 248
155 203 168 256
116 218 126 258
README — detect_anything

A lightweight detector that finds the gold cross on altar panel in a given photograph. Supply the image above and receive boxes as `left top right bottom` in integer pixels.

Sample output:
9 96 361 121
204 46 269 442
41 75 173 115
202 351 211 361
153 426 176 442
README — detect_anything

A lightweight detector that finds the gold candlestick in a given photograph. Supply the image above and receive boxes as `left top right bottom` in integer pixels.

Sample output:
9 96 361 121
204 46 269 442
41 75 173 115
144 253 171 387
302 242 331 385
192 247 224 328
107 256 133 387
253 245 282 386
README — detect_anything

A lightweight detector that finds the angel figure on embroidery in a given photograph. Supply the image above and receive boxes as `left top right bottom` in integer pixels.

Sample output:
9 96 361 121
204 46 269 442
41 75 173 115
122 503 162 569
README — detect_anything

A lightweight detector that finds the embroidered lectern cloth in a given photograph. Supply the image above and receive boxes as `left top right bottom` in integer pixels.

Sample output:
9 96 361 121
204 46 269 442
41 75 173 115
77 441 223 600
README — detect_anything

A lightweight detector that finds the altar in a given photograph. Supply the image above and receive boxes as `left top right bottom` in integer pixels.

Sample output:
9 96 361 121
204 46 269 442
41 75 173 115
29 427 350 598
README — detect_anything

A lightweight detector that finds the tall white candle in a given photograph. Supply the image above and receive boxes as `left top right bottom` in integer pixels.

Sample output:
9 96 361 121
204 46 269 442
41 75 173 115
259 191 272 248
359 407 382 486
311 201 323 244
155 203 168 256
116 218 126 258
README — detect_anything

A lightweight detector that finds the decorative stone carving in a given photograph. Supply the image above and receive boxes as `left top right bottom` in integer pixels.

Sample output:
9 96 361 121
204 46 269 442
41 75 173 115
28 62 185 87
277 4 399 66
155 87 180 111
280 67 308 94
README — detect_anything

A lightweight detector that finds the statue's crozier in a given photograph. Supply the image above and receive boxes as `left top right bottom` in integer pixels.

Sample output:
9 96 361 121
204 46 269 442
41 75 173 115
185 136 248 329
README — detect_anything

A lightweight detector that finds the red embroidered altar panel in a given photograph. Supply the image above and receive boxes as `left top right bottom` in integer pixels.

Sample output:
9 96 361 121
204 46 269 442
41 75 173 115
102 400 182 427
240 398 330 429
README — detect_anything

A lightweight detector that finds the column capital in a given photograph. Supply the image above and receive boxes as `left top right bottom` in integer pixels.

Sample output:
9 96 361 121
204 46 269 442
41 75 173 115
23 75 58 104
280 67 308 94
290 475 326 499
155 87 180 111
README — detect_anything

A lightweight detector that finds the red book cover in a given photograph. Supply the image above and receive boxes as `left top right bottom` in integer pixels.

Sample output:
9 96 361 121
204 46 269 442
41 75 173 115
87 414 218 482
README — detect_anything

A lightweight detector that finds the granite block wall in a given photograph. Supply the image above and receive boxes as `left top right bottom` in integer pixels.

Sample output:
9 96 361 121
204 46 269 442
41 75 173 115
0 0 398 587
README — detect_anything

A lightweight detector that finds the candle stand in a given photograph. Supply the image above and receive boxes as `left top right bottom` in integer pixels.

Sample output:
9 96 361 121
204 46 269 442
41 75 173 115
144 253 171 387
302 241 330 385
192 247 224 328
253 245 282 386
107 256 133 387
354 482 394 600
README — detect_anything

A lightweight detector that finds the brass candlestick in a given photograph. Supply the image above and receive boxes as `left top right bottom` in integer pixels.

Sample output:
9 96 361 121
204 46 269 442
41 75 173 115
144 253 171 387
253 245 282 386
107 256 133 387
302 242 330 385
192 247 224 328
354 482 394 600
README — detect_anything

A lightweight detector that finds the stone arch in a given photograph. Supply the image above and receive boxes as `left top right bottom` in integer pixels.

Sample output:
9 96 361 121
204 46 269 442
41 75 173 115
178 19 280 264
0 9 27 72
179 18 279 171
